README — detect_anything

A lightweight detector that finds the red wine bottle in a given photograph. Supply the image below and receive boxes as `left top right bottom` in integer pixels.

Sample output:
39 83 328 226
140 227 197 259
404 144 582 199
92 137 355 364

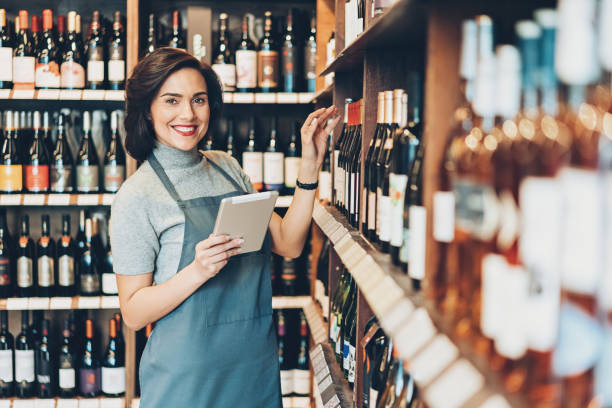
35 319 52 398
108 11 125 90
15 311 34 398
79 319 100 397
101 318 125 396
36 215 55 297
85 11 105 90
25 111 50 193
50 113 74 193
0 111 23 193
58 318 76 397
13 10 36 89
0 9 13 90
0 310 14 397
103 111 125 193
35 9 60 89
76 111 99 193
57 214 76 297
60 11 85 89
16 216 35 298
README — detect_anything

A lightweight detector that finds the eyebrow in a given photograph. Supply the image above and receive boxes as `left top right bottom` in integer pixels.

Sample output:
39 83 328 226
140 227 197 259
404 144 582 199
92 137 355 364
160 91 208 98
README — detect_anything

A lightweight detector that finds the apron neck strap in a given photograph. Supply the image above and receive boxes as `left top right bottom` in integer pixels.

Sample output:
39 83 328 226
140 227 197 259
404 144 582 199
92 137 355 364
147 152 186 208
202 152 247 194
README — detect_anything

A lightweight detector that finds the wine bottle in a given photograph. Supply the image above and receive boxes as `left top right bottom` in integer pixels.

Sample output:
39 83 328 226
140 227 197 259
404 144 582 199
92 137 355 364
57 15 67 51
91 218 106 269
318 133 332 203
51 113 74 192
243 118 263 191
280 257 297 296
144 14 156 55
104 110 125 193
281 11 297 92
263 117 284 192
0 211 11 298
225 120 238 162
235 15 257 92
167 10 185 50
13 10 36 90
75 210 87 260
277 310 292 396
76 111 99 193
258 11 279 92
342 280 357 378
30 15 41 52
37 215 55 297
26 111 50 193
57 214 75 297
16 216 35 298
15 311 34 398
348 102 363 227
0 9 13 89
60 11 85 89
365 92 385 240
41 111 53 155
102 226 117 295
101 318 125 396
79 218 100 295
35 319 52 398
58 318 76 397
35 9 60 89
284 123 300 195
79 319 100 397
202 134 213 151
108 11 125 90
0 111 22 193
20 111 33 161
85 11 105 90
335 274 353 362
293 312 310 396
212 13 236 92
0 310 13 397
329 270 347 350
114 313 125 358
304 15 317 93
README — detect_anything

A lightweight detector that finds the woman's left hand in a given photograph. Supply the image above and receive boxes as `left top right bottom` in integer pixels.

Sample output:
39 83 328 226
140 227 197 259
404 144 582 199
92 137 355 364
299 106 340 182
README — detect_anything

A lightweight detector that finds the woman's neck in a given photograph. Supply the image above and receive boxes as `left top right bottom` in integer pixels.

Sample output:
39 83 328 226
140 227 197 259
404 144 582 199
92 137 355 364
153 141 201 169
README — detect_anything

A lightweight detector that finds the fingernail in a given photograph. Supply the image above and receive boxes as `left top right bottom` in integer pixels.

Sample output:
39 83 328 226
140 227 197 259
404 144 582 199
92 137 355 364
239 238 245 244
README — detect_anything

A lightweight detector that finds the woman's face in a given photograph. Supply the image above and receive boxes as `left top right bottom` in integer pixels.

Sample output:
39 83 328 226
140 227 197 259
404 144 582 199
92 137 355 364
150 67 210 151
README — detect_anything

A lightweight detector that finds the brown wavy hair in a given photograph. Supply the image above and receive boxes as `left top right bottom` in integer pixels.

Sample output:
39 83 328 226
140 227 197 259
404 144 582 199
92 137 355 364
124 47 223 161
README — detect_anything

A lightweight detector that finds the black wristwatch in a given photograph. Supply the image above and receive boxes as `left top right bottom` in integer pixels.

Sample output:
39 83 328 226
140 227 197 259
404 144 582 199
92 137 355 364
296 179 319 190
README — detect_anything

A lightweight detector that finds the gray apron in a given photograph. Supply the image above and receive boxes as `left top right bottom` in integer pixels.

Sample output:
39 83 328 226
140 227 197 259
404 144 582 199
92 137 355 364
139 152 282 408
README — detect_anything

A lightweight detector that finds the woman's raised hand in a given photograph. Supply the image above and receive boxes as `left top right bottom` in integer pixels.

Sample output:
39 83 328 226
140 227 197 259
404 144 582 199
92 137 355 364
300 106 341 172
191 234 243 282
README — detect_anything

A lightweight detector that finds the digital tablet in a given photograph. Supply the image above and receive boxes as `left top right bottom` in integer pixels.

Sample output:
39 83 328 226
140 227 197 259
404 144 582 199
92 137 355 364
212 191 279 253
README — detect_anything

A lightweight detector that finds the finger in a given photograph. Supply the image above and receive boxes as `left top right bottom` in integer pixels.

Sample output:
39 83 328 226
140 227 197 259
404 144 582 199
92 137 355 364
208 249 239 264
317 107 339 126
197 234 231 251
323 116 341 135
203 238 243 257
303 108 326 127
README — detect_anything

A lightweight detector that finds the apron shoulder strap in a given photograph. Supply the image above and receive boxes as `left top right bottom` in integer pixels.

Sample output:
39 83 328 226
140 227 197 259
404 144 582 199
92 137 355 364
202 151 247 194
147 153 187 209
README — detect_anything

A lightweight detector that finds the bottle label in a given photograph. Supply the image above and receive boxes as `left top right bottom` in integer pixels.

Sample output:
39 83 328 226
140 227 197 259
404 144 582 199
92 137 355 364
399 226 410 264
15 350 34 382
348 345 356 383
263 152 284 187
211 63 236 91
305 47 317 80
344 170 350 212
389 173 408 246
108 60 125 82
35 61 61 88
368 191 376 231
13 56 35 86
59 368 75 389
349 173 356 215
284 157 300 188
281 47 296 91
280 369 292 396
494 265 529 359
25 164 50 192
0 48 12 81
453 178 499 241
375 187 382 235
51 164 73 192
0 350 13 382
87 60 105 83
337 167 345 207
101 366 125 394
361 188 367 225
104 164 125 192
235 50 257 89
0 165 23 192
319 170 331 201
60 61 85 88
58 255 75 286
80 273 100 294
369 389 379 408
433 191 455 243
343 340 350 371
333 151 341 200
79 367 101 395
102 272 118 295
17 256 33 288
408 206 426 280
335 323 343 355
257 50 279 89
76 165 99 192
37 358 52 387
292 369 310 395
0 258 10 286
38 255 55 287
481 254 507 339
242 152 263 189
378 195 391 242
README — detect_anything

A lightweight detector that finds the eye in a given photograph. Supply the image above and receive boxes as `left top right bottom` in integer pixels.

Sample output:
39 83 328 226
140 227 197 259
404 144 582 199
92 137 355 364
193 97 207 105
165 98 178 105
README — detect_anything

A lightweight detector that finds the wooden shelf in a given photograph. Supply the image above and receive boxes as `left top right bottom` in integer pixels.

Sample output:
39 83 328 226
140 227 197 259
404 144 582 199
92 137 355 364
319 0 427 76
224 92 314 104
302 297 327 345
0 296 120 311
272 296 312 309
0 397 125 408
312 202 527 408
309 342 353 408
311 84 334 105
281 396 310 408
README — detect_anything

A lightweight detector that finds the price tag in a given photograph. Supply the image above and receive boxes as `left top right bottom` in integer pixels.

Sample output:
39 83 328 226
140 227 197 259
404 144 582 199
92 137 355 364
59 89 82 100
424 359 484 408
34 399 56 408
299 92 315 104
47 194 71 205
23 194 46 206
0 194 22 205
410 334 459 387
6 297 29 310
380 298 414 335
13 400 35 408
82 90 106 100
276 93 299 103
77 194 101 206
478 394 513 408
101 296 120 309
28 297 50 310
0 89 10 99
314 360 330 381
102 194 115 206
318 373 333 392
57 400 79 408
309 344 324 361
255 93 276 104
395 308 436 360
37 89 60 99
105 90 125 101
222 92 233 103
78 296 101 309
100 398 124 408
79 398 100 408
50 297 74 309
12 89 36 99
232 93 255 103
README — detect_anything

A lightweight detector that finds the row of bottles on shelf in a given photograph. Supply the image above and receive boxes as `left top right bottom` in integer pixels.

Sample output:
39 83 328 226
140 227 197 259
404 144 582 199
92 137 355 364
271 252 310 298
0 310 125 398
0 110 125 194
0 209 116 298
275 309 310 398
345 0 396 47
145 9 317 93
426 1 612 406
0 9 125 90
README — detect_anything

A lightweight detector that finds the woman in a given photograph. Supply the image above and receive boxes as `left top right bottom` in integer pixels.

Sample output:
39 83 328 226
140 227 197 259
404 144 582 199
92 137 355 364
110 47 339 407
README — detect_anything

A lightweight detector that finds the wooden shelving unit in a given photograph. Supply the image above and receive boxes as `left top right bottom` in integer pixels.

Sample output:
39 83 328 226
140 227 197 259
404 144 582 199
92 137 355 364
0 296 120 311
0 397 125 408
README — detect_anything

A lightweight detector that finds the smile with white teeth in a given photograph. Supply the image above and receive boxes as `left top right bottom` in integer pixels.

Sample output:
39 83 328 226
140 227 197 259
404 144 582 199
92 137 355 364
173 125 197 132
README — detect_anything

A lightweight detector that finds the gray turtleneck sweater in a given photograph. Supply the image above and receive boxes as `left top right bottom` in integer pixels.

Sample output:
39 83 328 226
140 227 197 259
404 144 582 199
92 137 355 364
109 142 254 284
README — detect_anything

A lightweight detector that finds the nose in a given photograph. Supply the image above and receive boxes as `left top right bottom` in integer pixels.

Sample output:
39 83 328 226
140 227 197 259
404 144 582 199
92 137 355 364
178 99 196 121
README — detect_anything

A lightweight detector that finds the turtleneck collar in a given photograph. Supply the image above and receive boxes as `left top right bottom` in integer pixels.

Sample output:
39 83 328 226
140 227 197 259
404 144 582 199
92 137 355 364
152 141 202 169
